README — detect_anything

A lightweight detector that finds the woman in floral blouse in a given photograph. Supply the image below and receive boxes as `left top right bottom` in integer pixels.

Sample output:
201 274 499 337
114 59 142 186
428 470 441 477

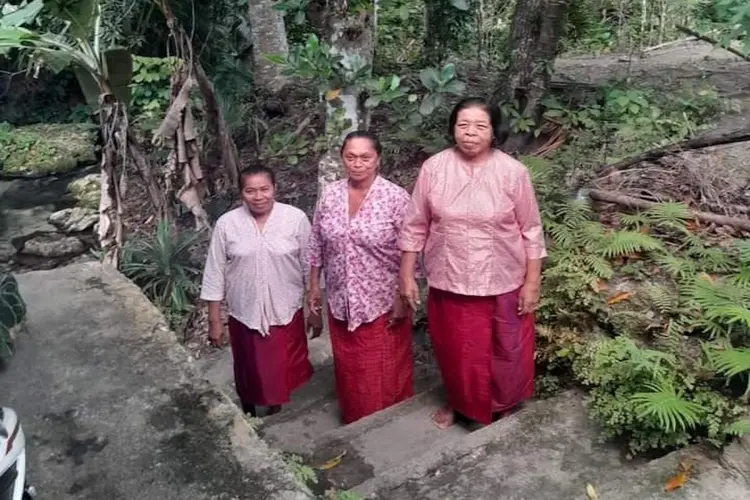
307 131 414 424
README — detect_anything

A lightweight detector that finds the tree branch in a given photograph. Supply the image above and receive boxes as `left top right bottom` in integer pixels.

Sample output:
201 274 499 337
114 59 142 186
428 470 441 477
675 25 750 62
588 189 750 232
596 129 750 176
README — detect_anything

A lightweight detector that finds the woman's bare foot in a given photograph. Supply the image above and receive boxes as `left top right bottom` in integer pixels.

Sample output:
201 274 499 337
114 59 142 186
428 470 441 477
431 406 455 430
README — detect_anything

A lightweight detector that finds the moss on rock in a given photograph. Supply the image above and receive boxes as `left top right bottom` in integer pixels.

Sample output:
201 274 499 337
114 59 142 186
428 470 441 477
68 173 100 209
0 122 97 177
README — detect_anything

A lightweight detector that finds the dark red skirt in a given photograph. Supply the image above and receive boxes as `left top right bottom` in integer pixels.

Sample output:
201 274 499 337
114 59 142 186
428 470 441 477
427 287 535 425
228 309 313 407
328 310 414 424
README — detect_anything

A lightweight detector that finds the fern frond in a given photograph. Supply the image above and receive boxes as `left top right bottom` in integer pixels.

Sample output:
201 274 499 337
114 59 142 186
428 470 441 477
631 379 706 432
655 254 697 281
644 202 691 233
646 284 678 315
725 419 750 437
601 230 664 258
708 347 750 397
619 212 649 230
582 254 614 279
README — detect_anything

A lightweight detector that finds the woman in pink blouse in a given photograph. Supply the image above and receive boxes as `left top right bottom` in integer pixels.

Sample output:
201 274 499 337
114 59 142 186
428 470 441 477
399 97 547 429
307 131 414 424
201 165 319 418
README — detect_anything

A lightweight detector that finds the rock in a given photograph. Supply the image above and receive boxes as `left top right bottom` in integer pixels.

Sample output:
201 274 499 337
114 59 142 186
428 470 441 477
48 207 98 233
721 435 750 480
0 242 14 263
67 173 100 210
0 122 97 177
19 232 86 258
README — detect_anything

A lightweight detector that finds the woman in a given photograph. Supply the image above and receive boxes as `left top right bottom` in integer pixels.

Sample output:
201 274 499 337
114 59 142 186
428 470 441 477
399 97 547 429
307 130 414 425
200 165 318 418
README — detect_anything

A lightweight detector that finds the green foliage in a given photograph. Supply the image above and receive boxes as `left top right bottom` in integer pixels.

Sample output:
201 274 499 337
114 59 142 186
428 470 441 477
0 121 97 176
129 56 182 132
0 272 26 362
120 219 204 321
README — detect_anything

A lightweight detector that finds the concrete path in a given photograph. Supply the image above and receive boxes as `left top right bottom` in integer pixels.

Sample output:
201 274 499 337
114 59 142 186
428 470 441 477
1 263 311 500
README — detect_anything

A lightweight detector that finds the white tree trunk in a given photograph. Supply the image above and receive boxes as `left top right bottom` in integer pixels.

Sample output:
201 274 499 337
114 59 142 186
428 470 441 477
316 0 377 198
248 0 290 93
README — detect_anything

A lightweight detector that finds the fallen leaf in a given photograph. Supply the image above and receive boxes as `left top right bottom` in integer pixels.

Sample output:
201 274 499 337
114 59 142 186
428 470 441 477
664 471 687 492
316 450 347 471
665 459 693 492
325 89 342 101
592 280 608 292
586 483 599 500
687 220 699 232
607 291 633 305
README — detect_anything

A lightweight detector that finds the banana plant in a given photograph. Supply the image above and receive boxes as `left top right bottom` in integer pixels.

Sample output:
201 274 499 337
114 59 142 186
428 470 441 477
0 0 149 265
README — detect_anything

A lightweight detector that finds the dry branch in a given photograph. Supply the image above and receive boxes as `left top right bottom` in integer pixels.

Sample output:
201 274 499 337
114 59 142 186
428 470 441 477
675 25 750 62
596 129 750 176
588 189 750 232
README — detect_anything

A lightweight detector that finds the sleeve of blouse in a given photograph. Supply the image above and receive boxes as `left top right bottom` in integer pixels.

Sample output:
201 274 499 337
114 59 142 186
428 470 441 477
199 221 227 301
399 164 431 252
513 166 548 260
297 212 312 286
307 192 325 268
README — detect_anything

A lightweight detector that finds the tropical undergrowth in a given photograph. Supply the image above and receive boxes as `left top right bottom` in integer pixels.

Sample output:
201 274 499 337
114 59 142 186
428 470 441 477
528 150 750 457
119 219 205 333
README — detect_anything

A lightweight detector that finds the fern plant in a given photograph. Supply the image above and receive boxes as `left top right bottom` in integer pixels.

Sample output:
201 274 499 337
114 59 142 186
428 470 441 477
120 219 204 318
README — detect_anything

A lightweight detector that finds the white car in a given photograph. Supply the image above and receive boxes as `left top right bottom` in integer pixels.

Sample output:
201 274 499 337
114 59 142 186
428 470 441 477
0 407 34 500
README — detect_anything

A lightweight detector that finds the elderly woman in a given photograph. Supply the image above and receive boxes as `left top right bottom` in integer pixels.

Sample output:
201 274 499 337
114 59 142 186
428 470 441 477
200 165 318 418
399 97 547 429
307 130 414 424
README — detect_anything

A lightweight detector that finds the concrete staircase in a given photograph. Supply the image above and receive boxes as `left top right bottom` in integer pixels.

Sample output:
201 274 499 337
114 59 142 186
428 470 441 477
196 331 750 500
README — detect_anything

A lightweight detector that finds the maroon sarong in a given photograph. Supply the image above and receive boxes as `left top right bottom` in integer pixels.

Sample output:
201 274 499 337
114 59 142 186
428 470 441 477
427 287 535 425
228 309 313 407
328 309 414 424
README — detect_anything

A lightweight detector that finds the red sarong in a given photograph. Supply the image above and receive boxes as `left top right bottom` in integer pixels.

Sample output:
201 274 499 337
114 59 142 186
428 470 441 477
427 287 535 425
227 309 313 407
328 310 414 424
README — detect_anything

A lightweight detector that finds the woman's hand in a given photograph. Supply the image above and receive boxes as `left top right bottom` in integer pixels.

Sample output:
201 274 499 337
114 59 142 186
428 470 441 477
399 274 421 311
307 310 323 338
518 280 541 316
307 283 322 315
389 292 408 327
208 320 225 348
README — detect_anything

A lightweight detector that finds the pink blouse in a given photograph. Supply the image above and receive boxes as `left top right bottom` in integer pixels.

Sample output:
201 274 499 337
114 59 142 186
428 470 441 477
399 148 547 296
308 176 410 331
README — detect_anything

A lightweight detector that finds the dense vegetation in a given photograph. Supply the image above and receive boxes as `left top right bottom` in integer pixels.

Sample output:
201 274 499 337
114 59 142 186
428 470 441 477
2 0 750 483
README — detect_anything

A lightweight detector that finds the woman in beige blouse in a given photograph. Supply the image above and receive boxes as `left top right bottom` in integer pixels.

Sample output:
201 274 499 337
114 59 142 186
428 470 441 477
200 165 320 417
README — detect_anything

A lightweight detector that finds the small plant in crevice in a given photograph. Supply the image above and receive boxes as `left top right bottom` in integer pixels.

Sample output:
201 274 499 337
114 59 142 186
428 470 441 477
119 219 204 329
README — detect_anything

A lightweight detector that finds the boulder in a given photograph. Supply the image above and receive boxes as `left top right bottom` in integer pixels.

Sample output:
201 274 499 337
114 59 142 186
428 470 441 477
0 272 26 359
49 207 98 233
0 122 97 177
19 232 86 259
67 173 100 209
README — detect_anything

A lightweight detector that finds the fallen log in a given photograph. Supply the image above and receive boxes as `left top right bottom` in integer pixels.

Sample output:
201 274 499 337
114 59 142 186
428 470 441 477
588 189 750 232
641 36 696 53
675 25 750 62
596 129 750 175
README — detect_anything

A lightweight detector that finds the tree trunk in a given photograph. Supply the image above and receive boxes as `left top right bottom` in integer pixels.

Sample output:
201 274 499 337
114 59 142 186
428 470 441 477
496 0 570 155
247 0 290 93
316 0 377 198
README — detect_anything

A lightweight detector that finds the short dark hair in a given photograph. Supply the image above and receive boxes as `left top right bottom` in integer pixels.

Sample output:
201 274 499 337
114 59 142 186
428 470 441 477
239 165 276 190
448 97 506 146
340 130 383 156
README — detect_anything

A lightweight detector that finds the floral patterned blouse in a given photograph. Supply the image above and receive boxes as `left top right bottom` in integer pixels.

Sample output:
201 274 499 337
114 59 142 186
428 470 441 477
308 176 410 331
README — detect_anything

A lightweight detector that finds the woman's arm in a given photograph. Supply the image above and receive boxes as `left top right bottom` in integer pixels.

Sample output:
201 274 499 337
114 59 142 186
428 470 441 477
200 222 228 339
513 166 547 313
296 214 312 289
399 165 431 279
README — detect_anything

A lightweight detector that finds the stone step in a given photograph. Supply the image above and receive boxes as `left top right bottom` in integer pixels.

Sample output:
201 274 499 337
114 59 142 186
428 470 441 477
368 391 750 500
259 359 442 454
367 390 627 499
297 386 472 493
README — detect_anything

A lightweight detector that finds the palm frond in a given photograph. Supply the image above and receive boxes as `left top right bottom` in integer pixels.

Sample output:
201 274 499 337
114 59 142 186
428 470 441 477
631 379 706 432
725 418 750 437
707 346 750 397
601 230 664 258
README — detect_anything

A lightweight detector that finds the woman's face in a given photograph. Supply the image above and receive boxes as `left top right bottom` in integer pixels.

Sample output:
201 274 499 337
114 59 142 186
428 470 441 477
342 137 380 184
453 106 493 158
241 173 275 216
